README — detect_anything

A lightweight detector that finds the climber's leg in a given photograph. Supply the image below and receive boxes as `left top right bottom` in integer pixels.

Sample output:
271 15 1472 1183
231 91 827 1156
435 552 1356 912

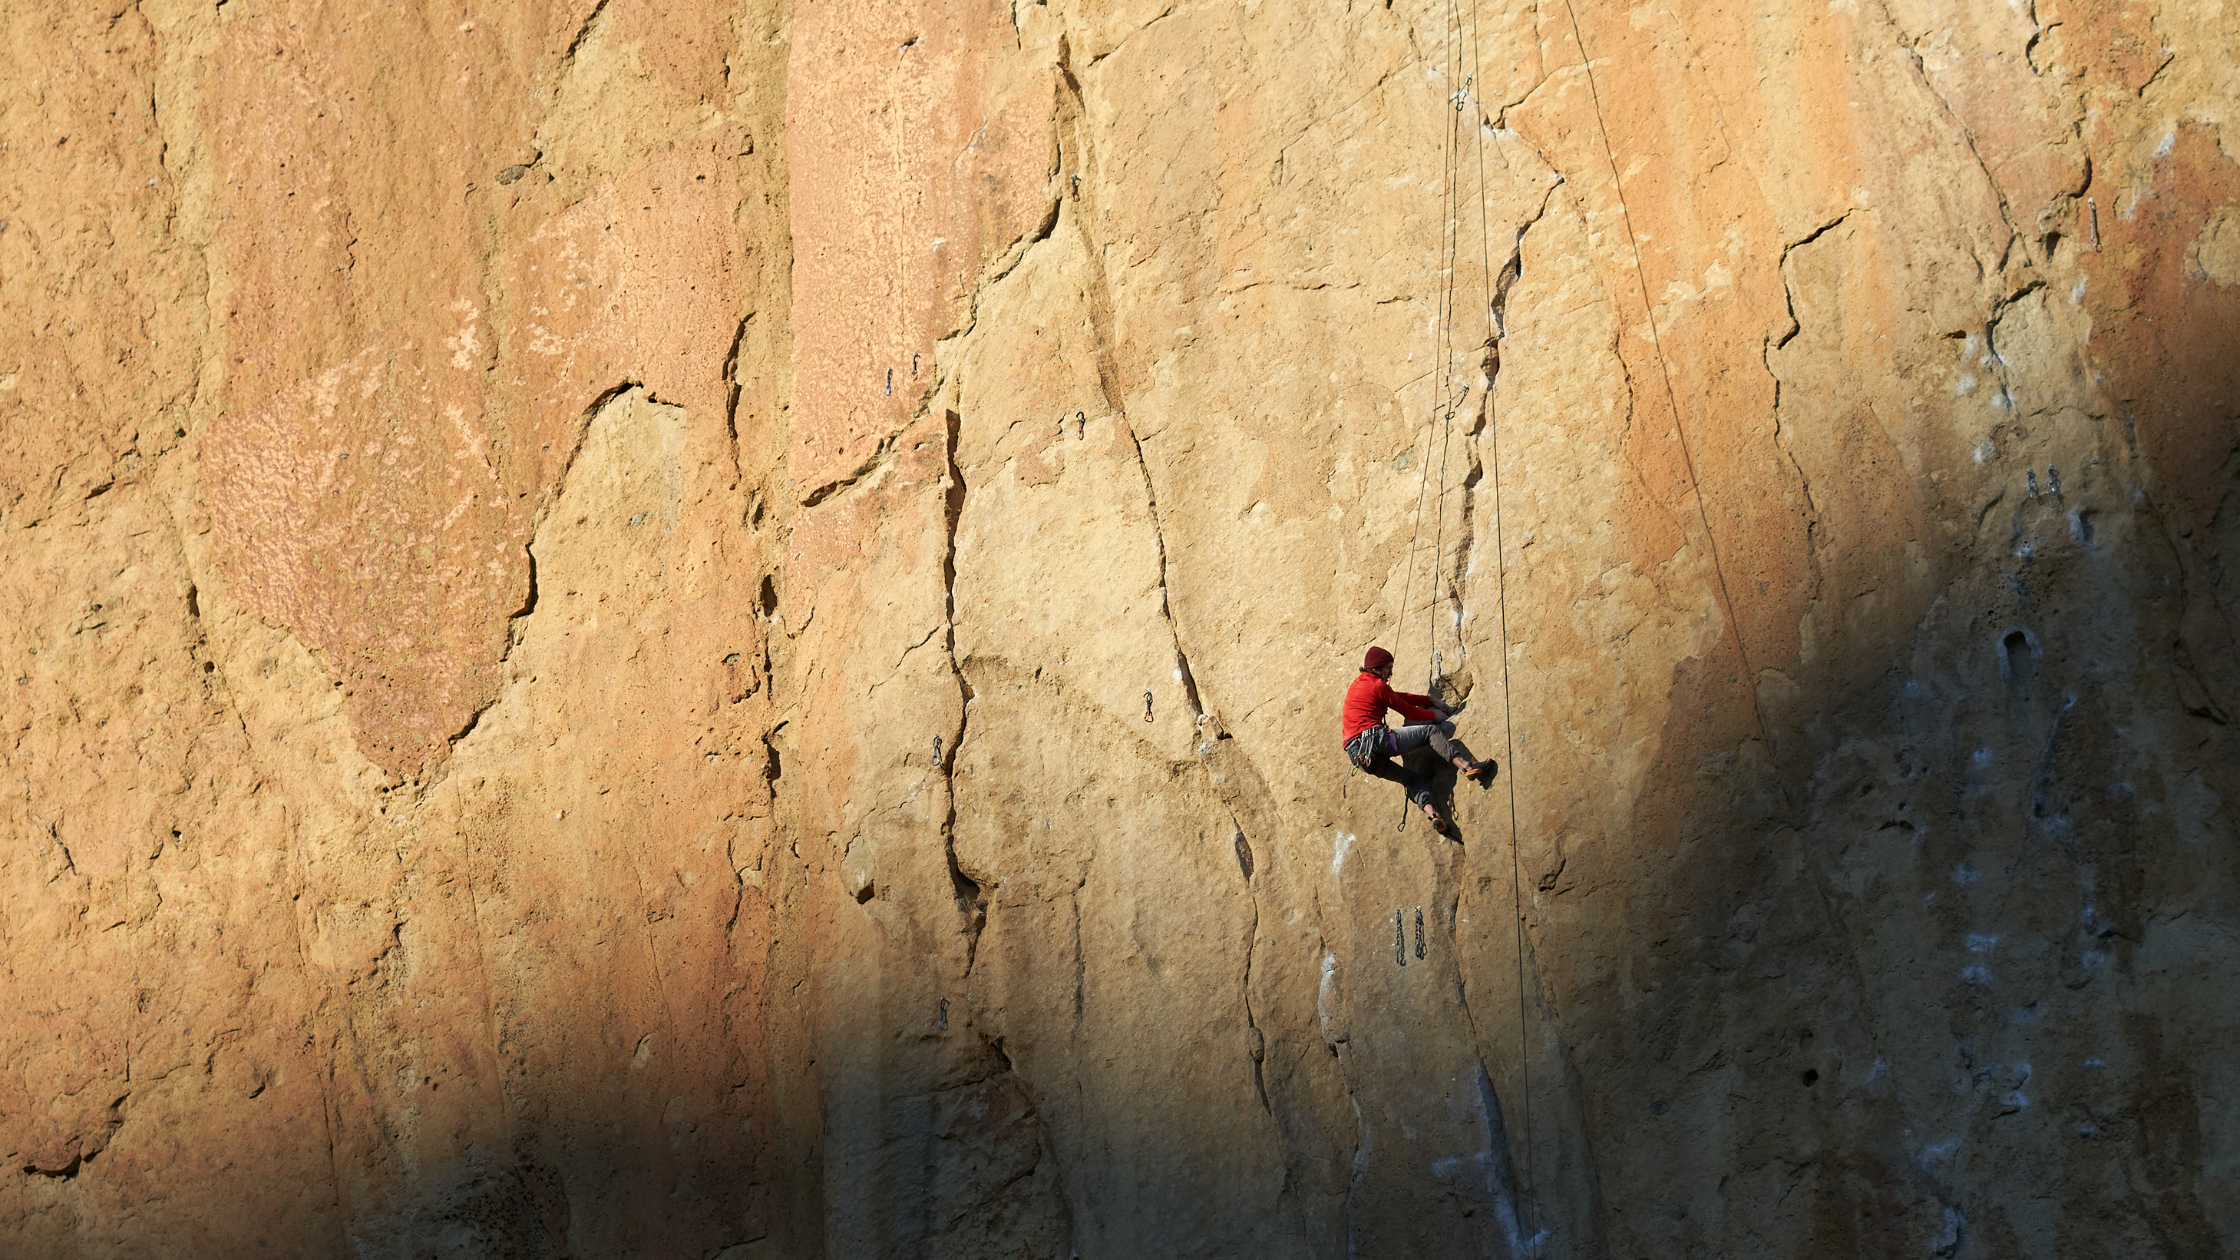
1356 732 1435 805
1352 730 1442 829
1398 719 1498 783
1395 719 1468 763
1361 751 1432 804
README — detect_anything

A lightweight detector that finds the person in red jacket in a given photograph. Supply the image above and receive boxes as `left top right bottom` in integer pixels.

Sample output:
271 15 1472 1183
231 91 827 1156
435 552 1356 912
1342 645 1496 833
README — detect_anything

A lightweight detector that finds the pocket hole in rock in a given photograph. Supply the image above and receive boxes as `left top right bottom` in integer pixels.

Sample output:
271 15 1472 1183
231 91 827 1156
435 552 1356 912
1999 628 2039 688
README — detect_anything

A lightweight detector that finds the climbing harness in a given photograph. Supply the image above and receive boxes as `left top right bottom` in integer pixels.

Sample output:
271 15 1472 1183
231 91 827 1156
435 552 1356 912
1344 727 1389 773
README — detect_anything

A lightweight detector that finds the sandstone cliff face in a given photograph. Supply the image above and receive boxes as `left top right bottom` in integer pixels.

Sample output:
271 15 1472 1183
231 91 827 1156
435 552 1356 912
2 0 2235 1255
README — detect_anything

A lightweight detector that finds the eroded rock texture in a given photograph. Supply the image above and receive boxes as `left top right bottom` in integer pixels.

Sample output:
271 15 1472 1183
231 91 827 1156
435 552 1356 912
2 0 2234 1255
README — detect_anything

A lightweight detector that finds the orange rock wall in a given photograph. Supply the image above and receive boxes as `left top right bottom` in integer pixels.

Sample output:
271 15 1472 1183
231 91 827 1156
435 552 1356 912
2 0 2235 1255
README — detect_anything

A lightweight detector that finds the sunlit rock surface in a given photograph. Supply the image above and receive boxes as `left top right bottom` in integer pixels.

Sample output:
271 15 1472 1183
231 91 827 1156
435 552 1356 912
2 0 2234 1255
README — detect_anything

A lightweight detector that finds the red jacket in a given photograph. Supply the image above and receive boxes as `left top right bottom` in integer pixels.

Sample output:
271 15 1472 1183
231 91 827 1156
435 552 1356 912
1342 672 1442 744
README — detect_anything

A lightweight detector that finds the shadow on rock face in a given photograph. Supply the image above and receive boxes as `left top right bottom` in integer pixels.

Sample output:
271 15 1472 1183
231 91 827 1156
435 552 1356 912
393 1163 571 1260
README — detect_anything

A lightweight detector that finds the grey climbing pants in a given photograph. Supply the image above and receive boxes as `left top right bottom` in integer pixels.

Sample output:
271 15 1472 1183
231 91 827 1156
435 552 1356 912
1357 720 1463 804
1388 719 1462 762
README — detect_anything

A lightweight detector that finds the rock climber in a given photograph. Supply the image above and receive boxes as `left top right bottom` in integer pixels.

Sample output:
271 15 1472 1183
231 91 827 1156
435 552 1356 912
1343 645 1496 834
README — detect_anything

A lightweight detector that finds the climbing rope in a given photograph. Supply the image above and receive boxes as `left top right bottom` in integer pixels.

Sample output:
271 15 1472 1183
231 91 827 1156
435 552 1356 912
1387 0 1543 1244
1429 13 1468 696
1391 5 1774 1250
1555 0 1768 745
1391 12 1474 839
1462 0 1541 1247
1395 85 1468 700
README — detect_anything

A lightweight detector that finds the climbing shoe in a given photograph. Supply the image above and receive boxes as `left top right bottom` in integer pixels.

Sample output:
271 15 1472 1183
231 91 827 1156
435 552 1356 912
1463 758 1499 785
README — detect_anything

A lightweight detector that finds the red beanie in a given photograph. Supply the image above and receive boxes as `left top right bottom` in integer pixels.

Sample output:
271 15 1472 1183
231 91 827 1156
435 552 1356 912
1363 646 1393 671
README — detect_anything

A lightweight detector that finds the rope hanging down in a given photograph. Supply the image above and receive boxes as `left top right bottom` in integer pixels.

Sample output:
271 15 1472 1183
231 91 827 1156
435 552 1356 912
1387 0 1542 1248
1555 0 1768 745
1389 0 1473 836
1468 0 1546 1250
1394 0 1475 694
1390 5 1771 1252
